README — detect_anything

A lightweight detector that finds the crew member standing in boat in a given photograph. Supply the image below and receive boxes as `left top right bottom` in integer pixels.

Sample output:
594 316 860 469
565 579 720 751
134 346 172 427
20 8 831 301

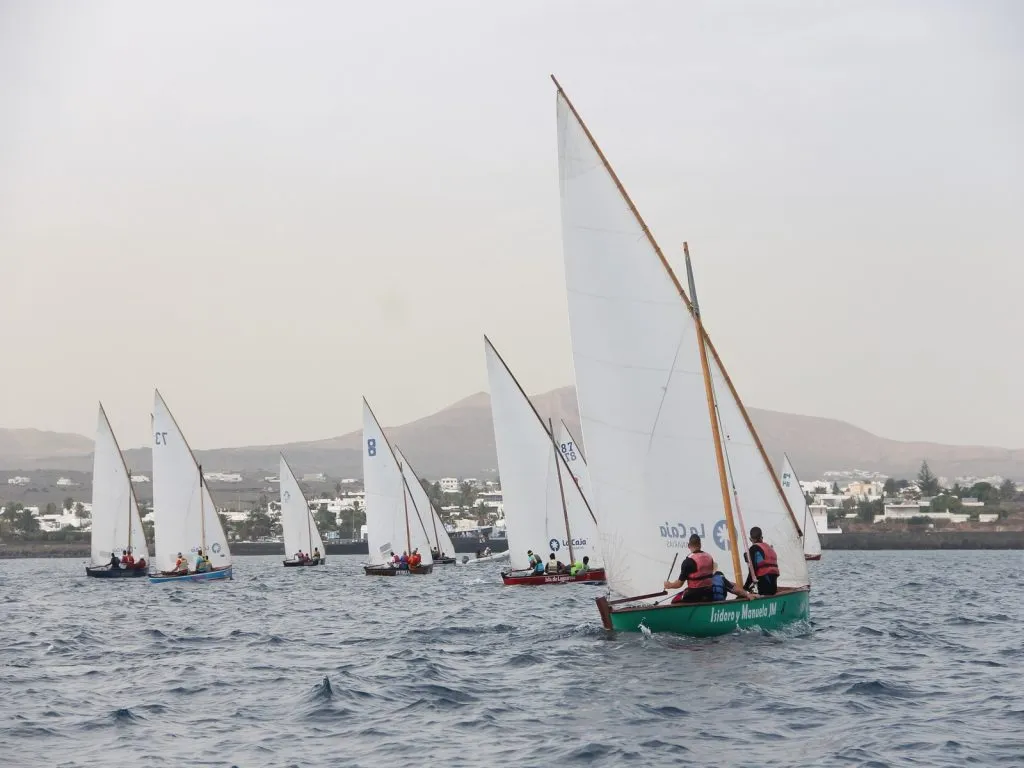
664 534 715 603
743 527 780 595
109 551 120 569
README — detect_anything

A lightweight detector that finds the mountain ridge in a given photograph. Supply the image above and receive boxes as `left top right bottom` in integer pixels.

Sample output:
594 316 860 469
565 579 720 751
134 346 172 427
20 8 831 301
2 387 1021 481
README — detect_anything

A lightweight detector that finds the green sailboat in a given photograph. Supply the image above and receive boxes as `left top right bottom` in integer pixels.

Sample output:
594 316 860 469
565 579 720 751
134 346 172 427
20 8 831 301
552 77 811 637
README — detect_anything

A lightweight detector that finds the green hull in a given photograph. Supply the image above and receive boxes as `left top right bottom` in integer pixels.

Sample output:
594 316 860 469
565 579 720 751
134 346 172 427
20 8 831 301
600 589 809 637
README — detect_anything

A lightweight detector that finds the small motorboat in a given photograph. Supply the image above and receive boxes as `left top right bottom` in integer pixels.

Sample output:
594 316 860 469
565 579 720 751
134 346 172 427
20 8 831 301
461 549 510 565
500 567 606 586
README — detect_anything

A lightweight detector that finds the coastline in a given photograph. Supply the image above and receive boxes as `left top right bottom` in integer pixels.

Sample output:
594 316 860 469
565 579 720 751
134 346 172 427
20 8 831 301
2 531 1024 558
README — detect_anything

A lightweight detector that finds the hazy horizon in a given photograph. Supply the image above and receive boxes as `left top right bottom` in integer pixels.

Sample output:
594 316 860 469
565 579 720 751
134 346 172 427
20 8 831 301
2 1 1021 451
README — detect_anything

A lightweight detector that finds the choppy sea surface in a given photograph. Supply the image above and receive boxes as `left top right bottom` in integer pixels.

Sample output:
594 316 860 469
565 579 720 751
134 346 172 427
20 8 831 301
1 551 1021 767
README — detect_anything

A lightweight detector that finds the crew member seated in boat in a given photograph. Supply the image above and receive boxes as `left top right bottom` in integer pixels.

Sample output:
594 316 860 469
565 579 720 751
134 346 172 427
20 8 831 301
194 549 212 573
664 534 715 603
109 551 121 569
482 546 491 557
120 549 132 566
410 550 423 568
743 527 780 596
545 553 561 574
527 550 544 574
710 564 752 601
312 547 321 562
173 552 189 573
431 546 440 560
570 556 591 576
399 552 409 569
390 551 400 565
135 556 147 570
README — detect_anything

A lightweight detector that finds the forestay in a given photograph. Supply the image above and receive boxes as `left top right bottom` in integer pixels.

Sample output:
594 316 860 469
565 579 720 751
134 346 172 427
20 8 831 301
781 454 821 559
556 420 593 514
361 399 434 566
484 337 602 572
555 87 808 598
394 446 455 556
152 390 232 572
91 404 149 565
280 454 325 557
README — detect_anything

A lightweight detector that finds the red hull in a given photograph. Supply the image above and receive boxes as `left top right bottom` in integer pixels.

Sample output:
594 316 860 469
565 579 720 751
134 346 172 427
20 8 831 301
804 554 822 561
501 568 606 586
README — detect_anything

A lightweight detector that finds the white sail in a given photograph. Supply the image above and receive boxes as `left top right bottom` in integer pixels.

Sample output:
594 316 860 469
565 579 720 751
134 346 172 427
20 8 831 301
555 85 808 597
781 454 821 559
90 404 149 565
280 454 326 557
556 420 593 512
151 390 232 571
484 337 602 572
394 446 456 557
362 399 434 566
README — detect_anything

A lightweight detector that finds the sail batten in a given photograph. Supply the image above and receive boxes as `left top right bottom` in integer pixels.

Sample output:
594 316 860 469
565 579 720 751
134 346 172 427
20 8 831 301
555 85 808 598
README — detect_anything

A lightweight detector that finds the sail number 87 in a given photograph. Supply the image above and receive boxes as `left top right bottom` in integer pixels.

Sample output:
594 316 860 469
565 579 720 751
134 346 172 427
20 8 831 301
154 432 168 445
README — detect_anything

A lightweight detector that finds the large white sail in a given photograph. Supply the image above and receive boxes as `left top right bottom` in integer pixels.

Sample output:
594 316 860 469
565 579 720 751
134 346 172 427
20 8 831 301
362 399 434 566
484 337 602 572
280 454 325 557
151 390 232 571
90 404 149 565
394 446 455 557
781 454 821 559
556 420 593 512
555 84 808 597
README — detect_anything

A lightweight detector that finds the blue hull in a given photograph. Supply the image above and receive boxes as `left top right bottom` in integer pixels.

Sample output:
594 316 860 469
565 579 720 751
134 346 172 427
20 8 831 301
149 565 233 584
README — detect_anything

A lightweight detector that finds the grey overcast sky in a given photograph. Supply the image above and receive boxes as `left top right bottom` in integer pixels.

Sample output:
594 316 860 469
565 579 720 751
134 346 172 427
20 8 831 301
1 0 1021 450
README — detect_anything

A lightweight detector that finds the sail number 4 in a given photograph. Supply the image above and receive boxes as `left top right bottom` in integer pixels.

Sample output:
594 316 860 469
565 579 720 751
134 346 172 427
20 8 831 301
154 431 168 445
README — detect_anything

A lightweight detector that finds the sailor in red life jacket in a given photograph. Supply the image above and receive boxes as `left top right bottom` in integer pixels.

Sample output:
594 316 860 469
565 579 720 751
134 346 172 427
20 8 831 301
743 526 780 595
663 533 715 603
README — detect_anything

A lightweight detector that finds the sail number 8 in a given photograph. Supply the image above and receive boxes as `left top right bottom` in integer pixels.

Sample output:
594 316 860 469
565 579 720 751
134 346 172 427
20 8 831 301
154 431 168 445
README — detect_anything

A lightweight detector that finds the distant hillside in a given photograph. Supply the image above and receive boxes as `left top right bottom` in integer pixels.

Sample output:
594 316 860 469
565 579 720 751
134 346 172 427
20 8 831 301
0 429 92 464
6 388 1023 481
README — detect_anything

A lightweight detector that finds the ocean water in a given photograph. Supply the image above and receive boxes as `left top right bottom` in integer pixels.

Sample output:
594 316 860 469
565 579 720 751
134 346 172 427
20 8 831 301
1 551 1021 767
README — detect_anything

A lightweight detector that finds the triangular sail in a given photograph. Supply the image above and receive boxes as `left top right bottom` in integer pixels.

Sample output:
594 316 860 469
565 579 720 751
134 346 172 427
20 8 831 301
280 454 325 557
152 390 232 571
394 446 455 557
484 337 602 572
554 82 807 597
91 404 149 565
361 399 434 566
781 454 821 559
556 420 593 513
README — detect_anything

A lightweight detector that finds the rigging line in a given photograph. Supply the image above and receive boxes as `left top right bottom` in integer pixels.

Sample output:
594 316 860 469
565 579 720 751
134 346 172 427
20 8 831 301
646 327 692 455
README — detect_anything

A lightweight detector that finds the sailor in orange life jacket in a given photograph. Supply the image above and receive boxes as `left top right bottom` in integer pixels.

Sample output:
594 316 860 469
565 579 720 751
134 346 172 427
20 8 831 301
743 526 780 595
663 533 715 603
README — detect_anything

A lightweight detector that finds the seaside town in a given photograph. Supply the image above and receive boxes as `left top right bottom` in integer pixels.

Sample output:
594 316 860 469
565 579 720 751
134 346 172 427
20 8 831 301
1 460 1020 550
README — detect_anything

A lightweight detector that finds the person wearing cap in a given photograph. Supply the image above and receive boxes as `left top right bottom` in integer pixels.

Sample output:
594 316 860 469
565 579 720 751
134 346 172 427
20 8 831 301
173 552 189 573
